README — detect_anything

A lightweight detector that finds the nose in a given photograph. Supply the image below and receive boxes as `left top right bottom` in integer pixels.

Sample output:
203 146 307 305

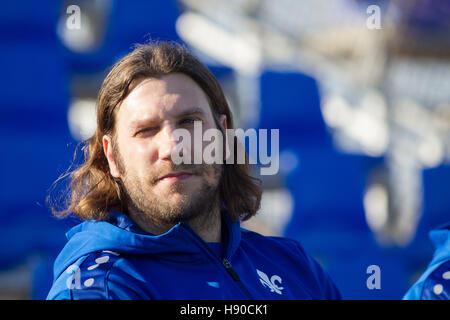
157 124 182 161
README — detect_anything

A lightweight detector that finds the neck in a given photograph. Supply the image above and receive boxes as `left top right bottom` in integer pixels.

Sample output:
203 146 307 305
127 203 222 243
188 205 222 243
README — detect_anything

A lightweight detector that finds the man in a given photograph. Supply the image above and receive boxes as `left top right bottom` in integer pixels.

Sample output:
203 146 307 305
47 41 341 300
403 222 450 300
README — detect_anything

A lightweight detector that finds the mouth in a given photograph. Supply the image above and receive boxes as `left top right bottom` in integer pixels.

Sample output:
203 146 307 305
158 171 194 183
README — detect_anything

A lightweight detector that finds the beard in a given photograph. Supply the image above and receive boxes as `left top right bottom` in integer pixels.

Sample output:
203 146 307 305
117 159 223 231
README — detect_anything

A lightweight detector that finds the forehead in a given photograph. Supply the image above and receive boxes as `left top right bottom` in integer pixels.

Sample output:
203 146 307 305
116 73 212 127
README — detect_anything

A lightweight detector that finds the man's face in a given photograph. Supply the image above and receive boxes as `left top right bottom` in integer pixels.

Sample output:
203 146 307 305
103 73 225 228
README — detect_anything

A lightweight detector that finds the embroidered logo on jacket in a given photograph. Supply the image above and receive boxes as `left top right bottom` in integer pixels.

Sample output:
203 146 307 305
256 269 284 295
65 250 120 290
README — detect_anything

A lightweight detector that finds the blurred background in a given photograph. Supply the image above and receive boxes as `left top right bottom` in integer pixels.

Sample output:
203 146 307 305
0 0 449 299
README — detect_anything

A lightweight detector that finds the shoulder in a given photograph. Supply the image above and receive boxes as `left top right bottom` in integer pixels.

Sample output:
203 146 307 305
420 259 450 300
47 250 125 300
240 228 342 299
240 230 316 277
242 230 323 277
404 223 450 300
240 228 308 256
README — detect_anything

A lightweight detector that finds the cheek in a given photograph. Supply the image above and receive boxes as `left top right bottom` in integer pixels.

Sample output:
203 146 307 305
121 141 159 171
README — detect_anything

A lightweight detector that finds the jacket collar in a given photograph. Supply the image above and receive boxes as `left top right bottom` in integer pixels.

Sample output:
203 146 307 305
56 210 242 278
104 209 242 259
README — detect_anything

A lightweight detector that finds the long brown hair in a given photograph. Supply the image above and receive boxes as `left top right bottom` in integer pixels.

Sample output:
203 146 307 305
49 41 262 222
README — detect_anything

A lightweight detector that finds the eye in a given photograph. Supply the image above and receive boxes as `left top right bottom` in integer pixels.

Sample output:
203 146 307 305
179 117 200 126
135 126 158 136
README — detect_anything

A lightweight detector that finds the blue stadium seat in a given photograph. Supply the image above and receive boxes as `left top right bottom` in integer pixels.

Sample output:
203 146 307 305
286 150 372 227
0 117 76 272
0 3 76 272
0 41 70 123
324 243 410 299
208 65 234 82
420 163 450 232
258 70 332 145
31 252 59 300
0 1 61 41
0 128 76 208
257 69 380 232
0 203 77 269
401 163 450 268
107 0 181 47
256 69 407 298
65 0 182 74
281 150 409 299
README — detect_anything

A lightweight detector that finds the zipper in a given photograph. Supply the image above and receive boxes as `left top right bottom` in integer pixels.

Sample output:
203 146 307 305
179 224 253 299
221 257 254 299
222 258 240 281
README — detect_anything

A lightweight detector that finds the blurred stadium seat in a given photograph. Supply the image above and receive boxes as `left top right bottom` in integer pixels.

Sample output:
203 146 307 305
0 1 78 298
257 69 409 298
420 164 450 234
401 163 450 270
0 1 60 41
64 0 182 74
258 71 331 145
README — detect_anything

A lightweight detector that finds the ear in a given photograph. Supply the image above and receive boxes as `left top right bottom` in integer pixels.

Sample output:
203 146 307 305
103 135 121 178
219 114 227 131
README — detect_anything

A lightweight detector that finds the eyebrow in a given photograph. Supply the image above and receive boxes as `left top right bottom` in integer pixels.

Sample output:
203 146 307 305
128 107 207 129
175 107 207 119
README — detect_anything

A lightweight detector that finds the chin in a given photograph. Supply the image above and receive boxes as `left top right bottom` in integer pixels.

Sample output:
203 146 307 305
164 189 193 204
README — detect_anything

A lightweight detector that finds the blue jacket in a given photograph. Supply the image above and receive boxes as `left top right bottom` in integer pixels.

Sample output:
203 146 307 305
403 222 450 300
47 211 341 300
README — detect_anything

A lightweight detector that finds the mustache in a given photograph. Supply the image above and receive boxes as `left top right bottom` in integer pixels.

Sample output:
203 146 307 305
150 164 205 184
